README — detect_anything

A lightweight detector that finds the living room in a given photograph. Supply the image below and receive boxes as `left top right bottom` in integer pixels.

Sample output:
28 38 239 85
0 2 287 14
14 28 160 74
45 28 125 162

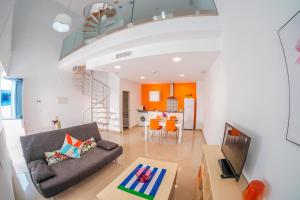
0 0 300 200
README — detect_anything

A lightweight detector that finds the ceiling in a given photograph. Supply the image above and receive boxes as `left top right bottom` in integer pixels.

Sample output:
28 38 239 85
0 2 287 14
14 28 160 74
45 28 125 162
54 0 93 16
94 52 219 83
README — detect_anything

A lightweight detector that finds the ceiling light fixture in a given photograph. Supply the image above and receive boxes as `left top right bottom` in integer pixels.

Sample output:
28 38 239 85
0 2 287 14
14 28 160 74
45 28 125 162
53 0 73 32
114 65 121 69
179 74 185 77
173 57 182 62
140 76 145 80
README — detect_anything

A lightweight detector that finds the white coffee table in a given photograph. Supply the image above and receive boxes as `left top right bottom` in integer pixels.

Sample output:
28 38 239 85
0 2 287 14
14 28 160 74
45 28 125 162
97 157 178 200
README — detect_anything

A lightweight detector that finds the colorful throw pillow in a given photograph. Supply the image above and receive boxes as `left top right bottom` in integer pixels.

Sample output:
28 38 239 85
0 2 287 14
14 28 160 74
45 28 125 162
44 150 69 165
60 133 83 158
81 137 97 155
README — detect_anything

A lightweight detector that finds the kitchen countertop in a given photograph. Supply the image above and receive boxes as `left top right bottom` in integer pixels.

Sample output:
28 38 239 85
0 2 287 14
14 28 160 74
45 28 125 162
137 110 183 113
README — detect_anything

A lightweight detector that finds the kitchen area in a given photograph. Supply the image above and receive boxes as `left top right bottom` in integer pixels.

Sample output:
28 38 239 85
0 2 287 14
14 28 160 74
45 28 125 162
138 82 197 142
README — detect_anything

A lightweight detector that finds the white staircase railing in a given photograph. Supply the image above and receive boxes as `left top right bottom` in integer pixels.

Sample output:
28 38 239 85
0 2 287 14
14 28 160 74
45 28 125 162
90 71 111 129
73 66 111 130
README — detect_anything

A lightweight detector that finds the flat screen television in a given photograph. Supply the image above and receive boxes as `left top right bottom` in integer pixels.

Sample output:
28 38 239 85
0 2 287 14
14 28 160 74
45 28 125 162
219 123 251 181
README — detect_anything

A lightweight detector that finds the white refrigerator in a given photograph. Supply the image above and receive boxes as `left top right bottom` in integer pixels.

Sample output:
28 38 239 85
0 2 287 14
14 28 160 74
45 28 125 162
184 98 195 129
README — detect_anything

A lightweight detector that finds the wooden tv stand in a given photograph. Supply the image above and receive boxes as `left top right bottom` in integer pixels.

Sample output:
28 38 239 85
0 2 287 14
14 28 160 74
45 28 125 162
197 145 248 200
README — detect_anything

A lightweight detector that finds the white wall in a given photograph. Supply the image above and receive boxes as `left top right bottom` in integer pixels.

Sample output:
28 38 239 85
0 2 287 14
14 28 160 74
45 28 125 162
108 73 121 132
196 80 205 129
203 0 300 199
8 0 87 133
0 128 15 200
203 55 226 143
120 79 141 129
0 0 16 72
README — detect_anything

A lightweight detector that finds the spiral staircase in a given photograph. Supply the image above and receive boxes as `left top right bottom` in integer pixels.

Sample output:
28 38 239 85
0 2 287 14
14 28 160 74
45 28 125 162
82 2 118 40
72 66 113 130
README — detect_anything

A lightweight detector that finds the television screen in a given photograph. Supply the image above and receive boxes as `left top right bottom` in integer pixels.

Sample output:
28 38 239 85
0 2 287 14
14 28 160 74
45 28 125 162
221 123 251 181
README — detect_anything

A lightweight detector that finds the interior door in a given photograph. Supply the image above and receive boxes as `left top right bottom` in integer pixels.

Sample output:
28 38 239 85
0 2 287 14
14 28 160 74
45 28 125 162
122 91 129 130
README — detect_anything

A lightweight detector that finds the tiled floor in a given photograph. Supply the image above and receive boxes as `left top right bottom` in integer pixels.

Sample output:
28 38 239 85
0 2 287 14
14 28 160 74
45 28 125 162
13 126 205 200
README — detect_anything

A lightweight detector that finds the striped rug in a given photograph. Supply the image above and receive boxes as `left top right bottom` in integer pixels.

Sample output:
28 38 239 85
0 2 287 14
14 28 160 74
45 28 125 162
118 164 167 200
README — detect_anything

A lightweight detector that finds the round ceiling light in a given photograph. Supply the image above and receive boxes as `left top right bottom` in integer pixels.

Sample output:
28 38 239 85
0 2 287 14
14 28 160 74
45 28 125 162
179 74 185 77
173 57 182 62
140 76 145 80
114 65 121 69
52 13 72 32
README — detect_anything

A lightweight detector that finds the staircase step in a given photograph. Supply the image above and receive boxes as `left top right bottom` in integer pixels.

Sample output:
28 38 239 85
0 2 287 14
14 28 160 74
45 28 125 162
92 106 108 109
92 112 108 114
92 105 108 108
84 20 99 28
91 14 100 24
96 122 110 126
84 32 99 37
82 29 99 33
93 116 114 119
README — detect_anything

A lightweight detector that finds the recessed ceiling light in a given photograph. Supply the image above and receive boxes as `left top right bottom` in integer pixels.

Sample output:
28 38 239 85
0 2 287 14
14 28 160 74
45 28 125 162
140 76 145 80
114 65 121 69
179 74 185 77
173 57 182 62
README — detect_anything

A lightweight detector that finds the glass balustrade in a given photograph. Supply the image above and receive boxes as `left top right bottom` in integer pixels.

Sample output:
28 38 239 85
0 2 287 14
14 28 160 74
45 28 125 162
60 0 217 59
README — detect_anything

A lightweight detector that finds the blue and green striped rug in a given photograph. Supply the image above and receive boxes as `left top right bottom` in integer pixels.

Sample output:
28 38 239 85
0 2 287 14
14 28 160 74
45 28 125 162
118 164 167 200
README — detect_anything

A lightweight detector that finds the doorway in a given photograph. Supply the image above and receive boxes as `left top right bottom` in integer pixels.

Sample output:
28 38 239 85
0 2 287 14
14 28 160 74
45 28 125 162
122 91 129 131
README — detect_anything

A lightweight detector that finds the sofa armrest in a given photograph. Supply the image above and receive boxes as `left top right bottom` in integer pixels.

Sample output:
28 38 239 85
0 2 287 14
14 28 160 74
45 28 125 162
28 160 56 183
97 140 119 150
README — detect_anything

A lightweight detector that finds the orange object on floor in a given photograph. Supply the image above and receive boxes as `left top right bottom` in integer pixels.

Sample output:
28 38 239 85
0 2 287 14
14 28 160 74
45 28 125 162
243 180 265 200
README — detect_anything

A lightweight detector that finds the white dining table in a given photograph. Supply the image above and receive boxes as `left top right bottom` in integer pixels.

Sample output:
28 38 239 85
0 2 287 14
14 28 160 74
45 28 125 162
144 121 183 143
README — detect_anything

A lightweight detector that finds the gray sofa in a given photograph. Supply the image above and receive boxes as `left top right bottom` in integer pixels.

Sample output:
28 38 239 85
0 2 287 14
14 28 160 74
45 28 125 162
20 122 123 198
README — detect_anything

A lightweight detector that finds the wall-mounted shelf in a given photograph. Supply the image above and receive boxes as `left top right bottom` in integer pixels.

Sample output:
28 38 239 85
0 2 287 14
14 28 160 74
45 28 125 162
197 145 248 200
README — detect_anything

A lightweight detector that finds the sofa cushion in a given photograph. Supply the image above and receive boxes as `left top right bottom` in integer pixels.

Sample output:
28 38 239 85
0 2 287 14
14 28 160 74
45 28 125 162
97 140 119 150
60 133 83 158
81 137 97 155
38 146 123 198
28 160 56 183
44 150 69 165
